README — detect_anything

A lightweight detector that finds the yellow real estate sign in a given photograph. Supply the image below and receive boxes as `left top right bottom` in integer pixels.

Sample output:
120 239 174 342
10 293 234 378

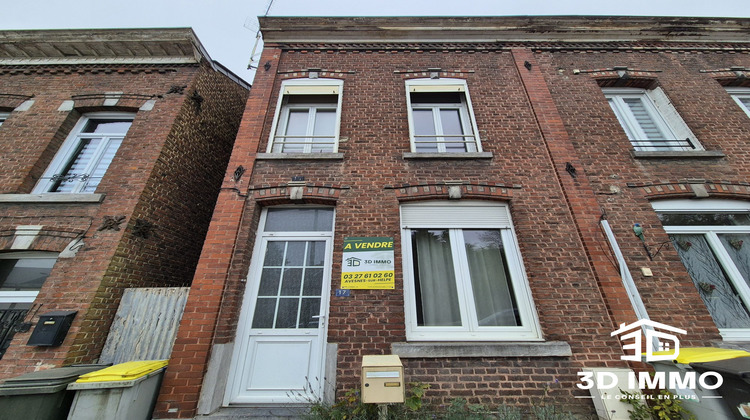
341 237 395 289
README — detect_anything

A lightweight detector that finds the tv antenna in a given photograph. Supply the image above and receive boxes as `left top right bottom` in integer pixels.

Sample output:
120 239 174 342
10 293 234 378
246 0 275 69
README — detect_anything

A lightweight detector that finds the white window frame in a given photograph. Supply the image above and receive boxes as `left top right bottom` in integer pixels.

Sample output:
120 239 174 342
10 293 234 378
0 112 9 127
33 112 133 194
400 201 541 341
603 87 700 151
0 251 58 304
267 79 343 154
405 78 482 153
653 199 750 340
727 87 750 119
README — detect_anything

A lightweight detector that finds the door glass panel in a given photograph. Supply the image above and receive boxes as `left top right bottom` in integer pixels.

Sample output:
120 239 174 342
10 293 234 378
299 298 321 328
251 239 327 330
275 298 299 328
463 230 520 327
280 268 303 296
411 229 461 326
265 208 334 232
258 268 281 296
670 234 750 328
252 298 276 328
263 242 285 266
307 241 326 266
284 242 306 265
303 268 323 296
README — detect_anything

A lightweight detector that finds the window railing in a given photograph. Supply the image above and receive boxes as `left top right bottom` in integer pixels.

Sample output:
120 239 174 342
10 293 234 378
272 135 336 152
630 138 696 152
413 134 478 152
0 308 30 359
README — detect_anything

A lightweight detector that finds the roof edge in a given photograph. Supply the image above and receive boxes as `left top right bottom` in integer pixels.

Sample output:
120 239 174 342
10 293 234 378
259 16 750 44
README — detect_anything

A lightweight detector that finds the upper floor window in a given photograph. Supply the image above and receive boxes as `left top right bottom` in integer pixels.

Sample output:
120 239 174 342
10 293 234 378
0 112 8 127
33 114 133 194
727 87 750 118
267 79 343 154
604 87 699 152
405 79 481 154
400 201 541 341
654 199 750 341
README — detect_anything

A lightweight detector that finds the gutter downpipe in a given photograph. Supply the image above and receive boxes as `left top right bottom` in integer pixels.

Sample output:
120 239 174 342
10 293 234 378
601 219 659 352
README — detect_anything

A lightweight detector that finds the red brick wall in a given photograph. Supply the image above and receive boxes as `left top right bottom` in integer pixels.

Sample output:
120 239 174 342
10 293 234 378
161 47 633 417
539 47 749 344
163 41 749 417
0 61 248 376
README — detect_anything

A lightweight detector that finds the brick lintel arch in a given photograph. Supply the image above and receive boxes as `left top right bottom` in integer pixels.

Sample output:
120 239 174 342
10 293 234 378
628 180 750 201
249 182 348 205
387 182 519 202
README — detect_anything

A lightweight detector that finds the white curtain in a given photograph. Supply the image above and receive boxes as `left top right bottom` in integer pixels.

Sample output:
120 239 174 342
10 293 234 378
413 230 461 326
463 230 518 326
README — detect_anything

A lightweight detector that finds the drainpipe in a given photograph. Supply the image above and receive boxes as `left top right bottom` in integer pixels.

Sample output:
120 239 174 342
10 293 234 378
601 219 659 352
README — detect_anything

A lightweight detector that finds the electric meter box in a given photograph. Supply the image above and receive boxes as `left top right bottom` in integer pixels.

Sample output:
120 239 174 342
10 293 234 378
361 355 404 404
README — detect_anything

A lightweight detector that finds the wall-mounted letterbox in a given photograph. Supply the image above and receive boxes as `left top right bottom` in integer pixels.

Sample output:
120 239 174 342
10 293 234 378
27 310 77 347
361 355 404 404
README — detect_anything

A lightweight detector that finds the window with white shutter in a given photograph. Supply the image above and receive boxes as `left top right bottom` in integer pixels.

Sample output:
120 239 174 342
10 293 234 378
405 79 482 154
267 79 343 154
727 87 750 119
34 114 133 193
603 87 700 151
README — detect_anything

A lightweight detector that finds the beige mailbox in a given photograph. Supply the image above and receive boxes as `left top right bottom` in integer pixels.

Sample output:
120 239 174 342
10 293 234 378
361 355 405 404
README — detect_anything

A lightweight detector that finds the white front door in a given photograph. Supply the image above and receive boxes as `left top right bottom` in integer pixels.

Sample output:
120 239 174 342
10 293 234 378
226 208 333 405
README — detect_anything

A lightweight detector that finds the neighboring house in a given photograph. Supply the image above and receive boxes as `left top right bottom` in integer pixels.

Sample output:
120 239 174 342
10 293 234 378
0 29 248 378
153 16 750 418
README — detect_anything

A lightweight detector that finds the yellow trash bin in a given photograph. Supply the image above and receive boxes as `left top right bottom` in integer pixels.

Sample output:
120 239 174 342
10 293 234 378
649 347 750 420
66 360 168 420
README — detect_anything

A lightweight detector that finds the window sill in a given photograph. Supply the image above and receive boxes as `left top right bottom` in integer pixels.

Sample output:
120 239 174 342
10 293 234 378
0 193 104 203
391 341 572 358
403 152 493 159
632 150 725 159
256 153 344 160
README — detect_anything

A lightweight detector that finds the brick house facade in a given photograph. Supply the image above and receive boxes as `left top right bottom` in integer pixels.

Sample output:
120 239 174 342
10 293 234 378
0 29 248 378
155 17 750 418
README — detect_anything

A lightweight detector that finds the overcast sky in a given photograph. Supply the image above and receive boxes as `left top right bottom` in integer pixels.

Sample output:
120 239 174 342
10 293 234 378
1 0 748 83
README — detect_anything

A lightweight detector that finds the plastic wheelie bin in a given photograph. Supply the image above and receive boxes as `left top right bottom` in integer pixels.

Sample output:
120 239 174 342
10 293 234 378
65 360 167 420
0 365 105 420
691 355 750 420
649 347 750 420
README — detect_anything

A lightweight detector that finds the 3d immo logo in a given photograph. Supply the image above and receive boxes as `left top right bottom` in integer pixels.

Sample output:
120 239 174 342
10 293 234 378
577 320 723 393
612 319 685 362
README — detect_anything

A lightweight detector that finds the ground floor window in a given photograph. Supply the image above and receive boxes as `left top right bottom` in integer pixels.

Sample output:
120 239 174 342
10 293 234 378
400 201 541 341
654 199 750 340
0 252 57 358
